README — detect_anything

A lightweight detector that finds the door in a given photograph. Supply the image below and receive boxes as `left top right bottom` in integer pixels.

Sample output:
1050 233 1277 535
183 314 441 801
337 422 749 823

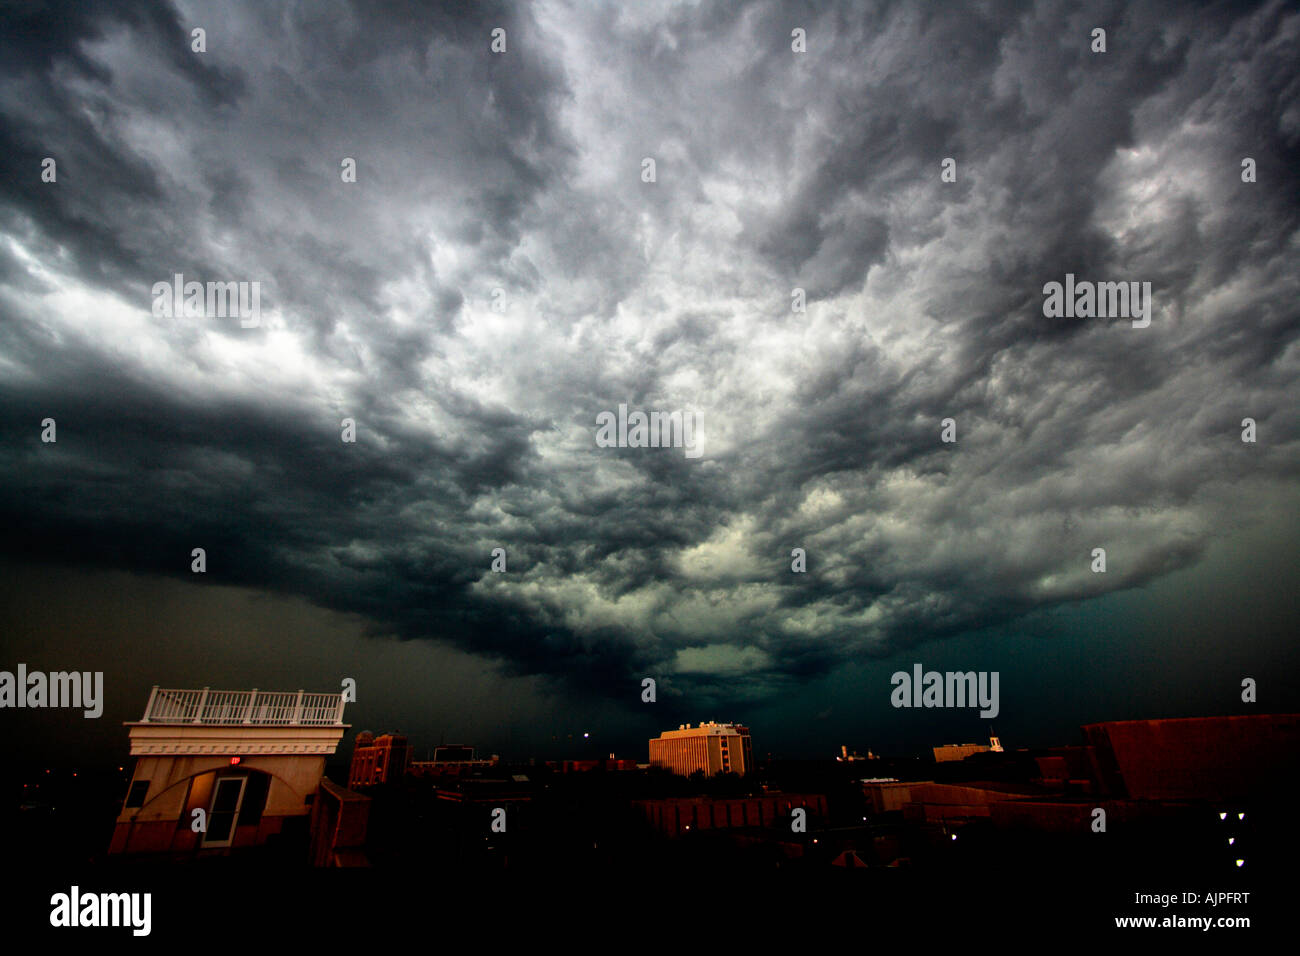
202 776 247 848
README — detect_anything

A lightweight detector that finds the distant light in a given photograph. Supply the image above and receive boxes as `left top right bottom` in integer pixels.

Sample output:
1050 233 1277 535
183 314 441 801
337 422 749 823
1237 812 1245 821
230 757 241 765
1235 859 1244 867
1219 812 1227 820
1228 838 1235 845
583 732 589 738
951 834 957 841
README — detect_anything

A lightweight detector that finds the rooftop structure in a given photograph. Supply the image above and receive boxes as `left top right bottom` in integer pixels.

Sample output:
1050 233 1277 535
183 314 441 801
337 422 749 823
407 743 500 778
933 735 1003 763
111 686 350 858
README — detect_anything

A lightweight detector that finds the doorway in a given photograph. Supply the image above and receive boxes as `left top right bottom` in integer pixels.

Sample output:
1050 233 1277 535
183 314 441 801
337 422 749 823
201 775 247 848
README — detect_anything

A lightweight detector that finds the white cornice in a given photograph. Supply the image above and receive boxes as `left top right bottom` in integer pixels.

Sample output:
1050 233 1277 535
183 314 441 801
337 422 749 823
125 723 348 756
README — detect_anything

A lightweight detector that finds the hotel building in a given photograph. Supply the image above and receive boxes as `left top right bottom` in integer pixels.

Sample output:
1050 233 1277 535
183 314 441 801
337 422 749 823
649 722 753 777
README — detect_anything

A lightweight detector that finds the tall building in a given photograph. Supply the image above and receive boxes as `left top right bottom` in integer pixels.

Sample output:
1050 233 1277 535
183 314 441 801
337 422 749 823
109 685 348 856
649 722 753 777
348 732 412 787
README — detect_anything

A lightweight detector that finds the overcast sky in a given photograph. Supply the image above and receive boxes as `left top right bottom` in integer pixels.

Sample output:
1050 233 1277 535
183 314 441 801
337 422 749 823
2 0 1297 764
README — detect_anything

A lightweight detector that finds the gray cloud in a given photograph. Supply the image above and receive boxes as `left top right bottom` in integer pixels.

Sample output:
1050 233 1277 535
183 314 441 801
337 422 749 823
1 0 1297 718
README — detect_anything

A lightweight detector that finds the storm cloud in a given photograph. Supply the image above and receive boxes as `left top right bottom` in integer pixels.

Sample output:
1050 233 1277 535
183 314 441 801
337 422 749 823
1 0 1297 726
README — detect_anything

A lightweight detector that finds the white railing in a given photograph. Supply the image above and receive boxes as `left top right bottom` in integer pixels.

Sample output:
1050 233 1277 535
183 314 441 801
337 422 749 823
140 687 346 726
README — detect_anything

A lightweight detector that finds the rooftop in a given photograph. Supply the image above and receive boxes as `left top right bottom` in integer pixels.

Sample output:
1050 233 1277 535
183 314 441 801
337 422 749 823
135 686 346 727
660 722 750 736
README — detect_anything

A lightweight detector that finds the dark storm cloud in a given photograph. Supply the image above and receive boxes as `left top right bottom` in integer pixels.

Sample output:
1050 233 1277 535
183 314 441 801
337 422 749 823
0 0 1297 713
0 0 243 288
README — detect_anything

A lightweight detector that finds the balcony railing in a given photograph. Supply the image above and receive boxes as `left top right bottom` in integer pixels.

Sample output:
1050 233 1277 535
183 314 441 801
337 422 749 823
139 687 347 726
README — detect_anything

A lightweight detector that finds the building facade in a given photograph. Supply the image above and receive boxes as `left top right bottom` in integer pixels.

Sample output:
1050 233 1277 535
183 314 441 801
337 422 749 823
109 686 348 858
933 743 991 763
1081 714 1300 800
634 793 826 836
649 722 753 776
348 732 412 787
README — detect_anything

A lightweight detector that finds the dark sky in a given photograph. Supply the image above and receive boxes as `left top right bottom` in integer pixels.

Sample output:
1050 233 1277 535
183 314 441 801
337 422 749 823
1 0 1297 766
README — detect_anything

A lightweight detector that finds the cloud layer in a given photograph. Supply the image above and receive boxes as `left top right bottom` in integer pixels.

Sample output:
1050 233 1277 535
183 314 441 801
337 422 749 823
2 0 1297 714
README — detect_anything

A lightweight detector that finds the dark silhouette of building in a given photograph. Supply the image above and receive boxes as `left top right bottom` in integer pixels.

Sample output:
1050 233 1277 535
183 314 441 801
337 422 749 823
1082 714 1300 801
633 792 827 836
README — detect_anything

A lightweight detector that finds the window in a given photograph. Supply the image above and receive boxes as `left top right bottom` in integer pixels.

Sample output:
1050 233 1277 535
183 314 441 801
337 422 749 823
237 772 270 825
202 776 248 848
124 780 149 808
